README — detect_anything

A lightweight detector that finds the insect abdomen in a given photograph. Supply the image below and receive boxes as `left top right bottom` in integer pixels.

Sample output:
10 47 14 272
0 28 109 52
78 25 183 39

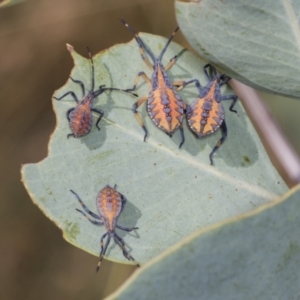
187 97 224 137
96 185 123 231
69 101 93 137
148 89 184 134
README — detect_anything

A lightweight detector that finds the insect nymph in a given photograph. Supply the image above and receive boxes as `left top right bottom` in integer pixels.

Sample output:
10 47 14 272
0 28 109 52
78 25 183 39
121 19 186 148
182 64 238 165
54 47 137 138
71 185 139 271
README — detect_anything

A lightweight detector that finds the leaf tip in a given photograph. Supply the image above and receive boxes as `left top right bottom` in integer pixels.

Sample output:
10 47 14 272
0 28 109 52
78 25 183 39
66 43 74 53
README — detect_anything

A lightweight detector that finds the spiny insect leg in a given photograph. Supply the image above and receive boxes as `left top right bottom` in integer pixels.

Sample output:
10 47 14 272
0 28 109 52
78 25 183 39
69 77 85 97
75 209 103 226
96 232 110 272
114 233 140 267
116 224 138 232
209 121 227 166
220 95 238 113
66 107 75 122
54 91 79 103
70 189 101 219
132 95 148 141
125 71 151 93
91 108 104 131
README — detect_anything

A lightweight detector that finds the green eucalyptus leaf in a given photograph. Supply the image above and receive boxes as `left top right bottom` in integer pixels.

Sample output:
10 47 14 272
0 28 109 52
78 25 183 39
21 33 287 265
0 0 24 8
175 0 300 98
105 185 300 300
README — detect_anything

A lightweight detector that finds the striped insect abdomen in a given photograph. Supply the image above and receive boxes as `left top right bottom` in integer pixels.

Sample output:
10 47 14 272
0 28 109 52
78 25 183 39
96 185 123 231
147 65 184 134
69 99 93 137
148 89 184 133
187 97 224 137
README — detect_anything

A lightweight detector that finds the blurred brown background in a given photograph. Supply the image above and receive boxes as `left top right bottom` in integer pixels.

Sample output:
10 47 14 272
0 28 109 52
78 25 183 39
1 0 300 299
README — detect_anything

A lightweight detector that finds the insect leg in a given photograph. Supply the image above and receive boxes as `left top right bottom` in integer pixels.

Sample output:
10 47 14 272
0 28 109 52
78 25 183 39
220 95 238 113
87 47 95 91
98 87 138 98
219 74 231 86
76 209 103 226
209 121 227 166
172 80 185 89
138 46 154 71
66 107 75 122
176 79 203 94
116 224 138 232
203 64 216 81
53 91 79 103
114 233 140 267
125 71 151 93
179 101 186 149
96 232 110 272
119 194 127 214
132 95 148 141
120 19 154 71
165 54 178 71
70 189 101 219
91 108 104 131
67 133 75 139
69 77 85 97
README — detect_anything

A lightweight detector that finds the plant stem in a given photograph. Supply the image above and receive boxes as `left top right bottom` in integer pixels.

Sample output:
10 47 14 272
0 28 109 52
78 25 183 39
229 79 300 187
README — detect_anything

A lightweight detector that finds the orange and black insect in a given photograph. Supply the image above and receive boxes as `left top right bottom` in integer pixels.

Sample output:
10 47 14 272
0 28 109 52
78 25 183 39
182 64 238 165
121 19 186 148
71 185 139 272
54 47 137 138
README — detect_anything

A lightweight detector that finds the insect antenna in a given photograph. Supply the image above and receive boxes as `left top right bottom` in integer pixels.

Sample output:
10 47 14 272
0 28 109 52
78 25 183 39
87 47 95 91
158 27 179 62
120 19 156 63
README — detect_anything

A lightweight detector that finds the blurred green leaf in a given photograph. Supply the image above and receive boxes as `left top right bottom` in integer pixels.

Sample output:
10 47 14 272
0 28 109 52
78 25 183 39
106 185 300 300
21 33 287 265
176 0 300 98
0 0 24 8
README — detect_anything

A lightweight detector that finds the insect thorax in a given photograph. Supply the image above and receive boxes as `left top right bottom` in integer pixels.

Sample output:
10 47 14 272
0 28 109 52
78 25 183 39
151 63 173 90
70 103 93 137
80 92 95 107
200 79 221 102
